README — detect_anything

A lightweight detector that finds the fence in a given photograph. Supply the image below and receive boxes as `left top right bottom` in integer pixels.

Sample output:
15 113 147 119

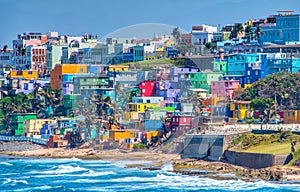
0 136 48 146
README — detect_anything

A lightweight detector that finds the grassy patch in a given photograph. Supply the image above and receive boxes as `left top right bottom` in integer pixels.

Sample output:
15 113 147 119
123 58 173 66
238 143 299 155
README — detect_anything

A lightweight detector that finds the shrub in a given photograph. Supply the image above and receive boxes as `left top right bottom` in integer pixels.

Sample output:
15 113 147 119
133 143 146 150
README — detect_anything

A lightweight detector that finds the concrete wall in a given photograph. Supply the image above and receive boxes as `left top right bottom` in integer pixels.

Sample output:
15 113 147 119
182 133 242 161
224 150 290 169
182 134 224 160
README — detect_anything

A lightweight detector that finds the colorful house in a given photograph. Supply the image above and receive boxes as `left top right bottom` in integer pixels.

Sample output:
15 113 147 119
283 110 300 124
63 94 81 116
132 96 164 104
9 70 38 80
171 115 194 136
11 113 37 135
50 64 88 90
189 71 223 93
23 119 56 137
170 67 199 82
73 76 112 97
123 46 144 63
213 59 228 75
108 65 129 72
139 80 156 97
230 101 252 120
109 130 136 142
210 79 239 99
244 54 263 84
227 54 246 76
127 103 160 113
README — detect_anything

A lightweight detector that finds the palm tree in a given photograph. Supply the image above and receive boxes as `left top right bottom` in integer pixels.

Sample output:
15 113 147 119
172 27 181 45
230 23 244 39
255 26 264 44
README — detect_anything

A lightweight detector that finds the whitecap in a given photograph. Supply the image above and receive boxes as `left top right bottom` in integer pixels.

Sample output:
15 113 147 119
161 162 173 171
37 165 89 175
3 178 28 185
0 162 13 166
82 170 117 177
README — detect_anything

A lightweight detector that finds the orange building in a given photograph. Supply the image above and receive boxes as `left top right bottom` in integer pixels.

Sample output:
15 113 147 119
283 110 300 124
9 70 38 80
50 64 88 90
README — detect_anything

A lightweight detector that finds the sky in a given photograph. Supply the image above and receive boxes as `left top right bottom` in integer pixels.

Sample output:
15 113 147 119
0 0 299 47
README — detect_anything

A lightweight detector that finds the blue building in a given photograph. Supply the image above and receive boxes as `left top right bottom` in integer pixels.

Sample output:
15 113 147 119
166 47 178 58
267 57 300 74
244 54 263 84
227 54 245 76
123 46 144 63
260 11 300 44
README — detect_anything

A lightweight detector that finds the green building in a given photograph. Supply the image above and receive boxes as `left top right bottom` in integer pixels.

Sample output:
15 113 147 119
63 94 81 116
189 71 223 93
213 60 228 75
73 76 113 97
12 113 37 135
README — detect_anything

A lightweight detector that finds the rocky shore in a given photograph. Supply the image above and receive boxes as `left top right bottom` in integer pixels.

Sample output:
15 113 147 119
172 158 300 181
1 141 300 182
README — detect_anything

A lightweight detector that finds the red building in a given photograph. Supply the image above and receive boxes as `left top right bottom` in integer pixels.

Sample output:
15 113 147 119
139 80 156 96
171 115 194 136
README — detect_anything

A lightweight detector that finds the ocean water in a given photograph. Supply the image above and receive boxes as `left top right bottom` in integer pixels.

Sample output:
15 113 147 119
0 156 300 192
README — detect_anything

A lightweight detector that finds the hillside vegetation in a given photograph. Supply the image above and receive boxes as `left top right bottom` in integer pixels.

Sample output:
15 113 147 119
235 72 300 111
229 131 300 165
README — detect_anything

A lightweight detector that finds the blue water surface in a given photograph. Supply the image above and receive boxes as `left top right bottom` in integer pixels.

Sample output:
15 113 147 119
0 156 299 192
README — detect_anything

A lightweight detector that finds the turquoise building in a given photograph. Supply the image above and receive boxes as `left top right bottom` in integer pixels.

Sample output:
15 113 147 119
268 57 300 74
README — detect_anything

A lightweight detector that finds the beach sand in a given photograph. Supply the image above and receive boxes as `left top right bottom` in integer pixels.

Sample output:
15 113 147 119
2 147 181 163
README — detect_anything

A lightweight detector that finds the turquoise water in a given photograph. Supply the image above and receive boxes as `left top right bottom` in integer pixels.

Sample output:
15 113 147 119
1 156 300 192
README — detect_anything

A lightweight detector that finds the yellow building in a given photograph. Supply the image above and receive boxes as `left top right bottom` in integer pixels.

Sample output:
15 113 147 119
283 110 300 124
244 84 252 89
230 101 252 119
61 64 88 74
127 103 160 113
23 119 56 137
9 70 38 80
109 130 136 142
147 131 159 141
109 65 129 72
125 112 143 121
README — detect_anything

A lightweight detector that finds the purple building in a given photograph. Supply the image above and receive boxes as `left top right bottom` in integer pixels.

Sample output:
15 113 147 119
19 80 48 95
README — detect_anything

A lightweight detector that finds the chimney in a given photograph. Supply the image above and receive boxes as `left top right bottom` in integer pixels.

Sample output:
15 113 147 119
219 48 224 61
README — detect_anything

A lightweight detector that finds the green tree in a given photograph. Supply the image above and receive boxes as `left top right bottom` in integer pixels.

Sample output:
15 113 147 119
255 26 264 44
172 27 181 45
230 23 244 39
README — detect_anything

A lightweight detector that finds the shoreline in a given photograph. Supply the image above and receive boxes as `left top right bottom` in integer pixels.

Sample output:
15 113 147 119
1 147 300 182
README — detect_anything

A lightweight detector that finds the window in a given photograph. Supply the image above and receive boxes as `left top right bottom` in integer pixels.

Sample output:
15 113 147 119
28 71 32 75
183 118 186 122
80 68 83 72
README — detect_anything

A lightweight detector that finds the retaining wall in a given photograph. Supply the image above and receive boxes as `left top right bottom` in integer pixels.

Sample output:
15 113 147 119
224 150 290 169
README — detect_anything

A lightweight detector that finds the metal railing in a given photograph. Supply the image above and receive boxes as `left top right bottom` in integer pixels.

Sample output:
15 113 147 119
0 136 48 145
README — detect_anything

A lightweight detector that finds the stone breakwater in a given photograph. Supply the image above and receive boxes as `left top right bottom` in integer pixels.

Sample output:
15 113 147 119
172 159 300 181
0 141 44 152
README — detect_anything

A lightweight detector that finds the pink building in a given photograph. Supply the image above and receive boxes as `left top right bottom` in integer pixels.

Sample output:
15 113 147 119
210 79 239 99
26 45 47 76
